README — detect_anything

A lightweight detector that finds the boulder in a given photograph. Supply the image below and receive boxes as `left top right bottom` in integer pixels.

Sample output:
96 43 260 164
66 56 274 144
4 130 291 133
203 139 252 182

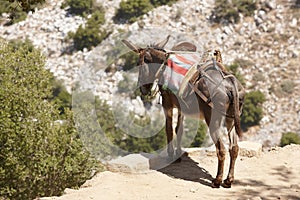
238 141 262 157
106 154 150 173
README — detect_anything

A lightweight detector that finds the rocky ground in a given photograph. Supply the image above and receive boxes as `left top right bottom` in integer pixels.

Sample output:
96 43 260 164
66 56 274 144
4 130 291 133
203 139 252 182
0 0 299 145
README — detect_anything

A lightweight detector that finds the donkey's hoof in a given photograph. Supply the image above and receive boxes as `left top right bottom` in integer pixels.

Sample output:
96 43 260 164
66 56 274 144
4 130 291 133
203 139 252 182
212 179 221 188
222 179 232 188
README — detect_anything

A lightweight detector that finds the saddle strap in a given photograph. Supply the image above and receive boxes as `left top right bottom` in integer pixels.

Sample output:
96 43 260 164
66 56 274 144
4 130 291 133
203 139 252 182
192 84 214 108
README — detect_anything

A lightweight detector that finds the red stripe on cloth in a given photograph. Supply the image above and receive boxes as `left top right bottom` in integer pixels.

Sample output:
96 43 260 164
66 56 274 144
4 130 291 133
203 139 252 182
167 59 189 75
175 54 196 65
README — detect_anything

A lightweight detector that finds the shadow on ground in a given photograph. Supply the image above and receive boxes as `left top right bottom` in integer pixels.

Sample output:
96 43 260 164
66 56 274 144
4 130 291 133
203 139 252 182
152 154 214 188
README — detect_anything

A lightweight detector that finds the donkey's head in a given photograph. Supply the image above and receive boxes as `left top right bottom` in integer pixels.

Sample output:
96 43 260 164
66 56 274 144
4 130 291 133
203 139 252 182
122 35 170 98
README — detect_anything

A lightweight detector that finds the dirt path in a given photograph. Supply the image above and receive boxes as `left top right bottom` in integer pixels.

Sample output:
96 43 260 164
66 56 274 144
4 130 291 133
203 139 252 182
42 145 300 200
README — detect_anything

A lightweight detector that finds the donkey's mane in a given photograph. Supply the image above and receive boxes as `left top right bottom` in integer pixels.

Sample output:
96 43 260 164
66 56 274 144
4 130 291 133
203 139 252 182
147 43 166 52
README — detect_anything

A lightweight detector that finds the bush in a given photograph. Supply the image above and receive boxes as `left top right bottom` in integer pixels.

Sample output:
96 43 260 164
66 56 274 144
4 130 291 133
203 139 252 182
150 0 178 7
191 121 208 147
280 132 300 147
280 80 295 94
269 79 296 97
0 39 97 199
95 98 167 154
8 0 45 12
49 78 72 116
181 119 208 148
120 51 139 71
211 0 257 24
226 62 246 86
241 90 266 130
76 93 210 157
114 0 153 23
69 9 109 51
118 74 133 93
62 0 94 16
0 0 45 25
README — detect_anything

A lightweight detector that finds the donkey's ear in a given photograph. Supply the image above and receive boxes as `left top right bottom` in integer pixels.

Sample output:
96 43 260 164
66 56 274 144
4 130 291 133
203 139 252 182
121 39 140 53
155 35 171 49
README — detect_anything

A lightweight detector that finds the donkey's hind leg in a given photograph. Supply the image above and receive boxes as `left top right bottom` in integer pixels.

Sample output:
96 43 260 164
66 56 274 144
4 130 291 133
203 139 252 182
208 117 226 188
212 139 226 188
223 119 239 188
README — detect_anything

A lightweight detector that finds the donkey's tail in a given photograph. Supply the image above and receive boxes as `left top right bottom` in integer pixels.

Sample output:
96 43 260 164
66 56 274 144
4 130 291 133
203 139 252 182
230 76 243 138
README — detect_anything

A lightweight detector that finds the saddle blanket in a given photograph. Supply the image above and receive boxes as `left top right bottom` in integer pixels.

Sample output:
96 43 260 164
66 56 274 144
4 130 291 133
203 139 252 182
163 53 201 94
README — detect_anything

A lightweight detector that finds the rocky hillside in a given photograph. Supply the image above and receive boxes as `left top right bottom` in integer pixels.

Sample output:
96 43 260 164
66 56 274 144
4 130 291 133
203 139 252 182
1 0 299 146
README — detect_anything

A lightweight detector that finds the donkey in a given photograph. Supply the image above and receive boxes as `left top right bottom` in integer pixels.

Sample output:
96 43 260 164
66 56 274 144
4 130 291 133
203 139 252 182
122 36 245 188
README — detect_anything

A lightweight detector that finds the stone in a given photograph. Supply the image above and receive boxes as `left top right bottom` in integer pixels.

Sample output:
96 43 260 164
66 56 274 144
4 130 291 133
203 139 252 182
289 18 298 28
238 141 262 157
265 0 276 10
106 154 150 173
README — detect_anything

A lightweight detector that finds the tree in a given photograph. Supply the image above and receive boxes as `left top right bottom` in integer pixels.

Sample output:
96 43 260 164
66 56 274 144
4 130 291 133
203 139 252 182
0 39 96 199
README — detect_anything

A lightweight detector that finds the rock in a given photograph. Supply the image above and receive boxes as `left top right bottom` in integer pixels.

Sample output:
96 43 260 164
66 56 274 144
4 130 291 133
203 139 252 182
251 197 263 200
289 18 298 28
106 154 150 173
265 0 276 10
238 141 262 157
64 188 77 194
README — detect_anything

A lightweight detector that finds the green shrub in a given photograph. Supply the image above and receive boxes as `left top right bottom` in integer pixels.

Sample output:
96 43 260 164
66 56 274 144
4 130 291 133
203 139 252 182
211 0 257 24
280 132 300 147
69 9 109 51
120 51 139 71
191 121 208 147
0 39 97 199
0 0 11 14
7 0 46 12
62 0 94 16
7 37 34 52
182 119 208 148
0 0 45 25
269 79 296 97
226 62 246 86
93 97 167 154
49 78 72 116
114 0 154 23
280 80 295 94
80 93 210 156
117 74 133 93
150 0 178 7
241 90 266 130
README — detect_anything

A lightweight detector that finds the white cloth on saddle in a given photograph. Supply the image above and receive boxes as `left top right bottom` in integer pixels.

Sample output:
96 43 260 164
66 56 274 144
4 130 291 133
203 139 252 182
162 53 201 95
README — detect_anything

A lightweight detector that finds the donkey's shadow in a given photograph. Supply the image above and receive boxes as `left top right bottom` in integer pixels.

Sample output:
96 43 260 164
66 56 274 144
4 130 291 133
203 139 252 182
149 154 214 187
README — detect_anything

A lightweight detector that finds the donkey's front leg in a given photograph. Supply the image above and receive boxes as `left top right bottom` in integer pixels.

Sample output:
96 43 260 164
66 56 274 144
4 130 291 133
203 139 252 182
175 110 184 159
165 108 174 160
